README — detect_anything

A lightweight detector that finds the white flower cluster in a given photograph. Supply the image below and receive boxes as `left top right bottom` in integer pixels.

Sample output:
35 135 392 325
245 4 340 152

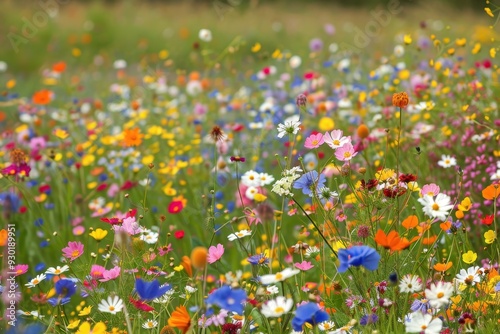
271 167 303 197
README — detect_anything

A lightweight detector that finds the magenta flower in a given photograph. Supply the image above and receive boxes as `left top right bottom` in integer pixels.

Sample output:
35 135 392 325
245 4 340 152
100 266 121 282
244 208 262 226
90 265 106 280
14 264 29 276
207 244 225 264
294 261 314 271
334 143 358 161
62 241 84 261
304 133 324 149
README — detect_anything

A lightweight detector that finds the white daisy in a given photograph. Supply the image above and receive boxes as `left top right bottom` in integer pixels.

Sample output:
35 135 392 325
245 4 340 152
399 274 423 293
318 320 336 331
259 268 300 285
324 130 351 149
245 186 258 200
437 155 457 168
45 265 69 275
227 229 252 241
142 319 158 329
25 274 47 288
198 29 212 42
417 193 453 221
424 281 454 309
261 296 293 318
405 312 443 334
98 296 124 314
266 285 279 295
241 170 261 187
258 173 275 186
140 230 159 244
455 266 483 286
277 120 301 138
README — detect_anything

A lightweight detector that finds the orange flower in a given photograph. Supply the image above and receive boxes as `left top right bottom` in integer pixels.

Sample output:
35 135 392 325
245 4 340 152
181 256 193 277
392 92 409 108
190 247 208 270
434 261 453 272
123 128 143 147
374 229 411 251
32 89 52 105
439 221 452 231
482 183 500 200
356 124 370 139
0 229 7 246
52 61 66 73
167 306 191 334
422 235 437 245
402 215 419 229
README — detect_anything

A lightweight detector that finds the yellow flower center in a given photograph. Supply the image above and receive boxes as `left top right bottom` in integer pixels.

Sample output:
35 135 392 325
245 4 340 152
437 292 444 298
275 307 284 313
333 140 340 145
432 203 440 211
343 152 351 158
109 306 115 312
275 273 283 280
71 250 80 257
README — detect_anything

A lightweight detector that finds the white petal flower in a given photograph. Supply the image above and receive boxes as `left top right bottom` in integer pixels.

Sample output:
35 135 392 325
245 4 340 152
98 296 124 314
261 296 293 318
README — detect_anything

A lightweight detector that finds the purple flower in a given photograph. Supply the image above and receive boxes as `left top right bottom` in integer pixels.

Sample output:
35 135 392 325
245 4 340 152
309 38 324 52
206 285 247 314
338 245 380 273
410 298 431 313
135 278 171 301
293 171 326 196
360 313 379 325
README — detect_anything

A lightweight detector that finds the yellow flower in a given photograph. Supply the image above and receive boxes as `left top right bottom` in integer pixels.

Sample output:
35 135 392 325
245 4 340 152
89 228 108 241
458 197 472 212
78 305 92 316
53 128 69 139
318 117 335 131
484 230 497 244
174 265 184 272
251 43 261 53
76 321 106 334
462 251 477 264
403 34 412 45
253 193 267 202
485 7 494 18
67 319 80 329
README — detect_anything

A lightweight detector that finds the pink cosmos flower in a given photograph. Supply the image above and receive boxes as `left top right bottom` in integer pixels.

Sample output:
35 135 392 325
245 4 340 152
421 183 440 197
14 264 29 276
114 216 142 235
334 143 358 161
244 208 262 226
100 266 121 282
62 241 84 261
304 133 324 149
324 130 351 149
207 244 224 264
294 261 314 271
158 243 173 256
90 265 106 280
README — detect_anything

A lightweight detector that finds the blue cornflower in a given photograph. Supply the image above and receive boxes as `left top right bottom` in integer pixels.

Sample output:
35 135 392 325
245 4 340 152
135 278 171 301
293 171 326 196
47 279 77 306
338 245 380 273
247 254 269 266
206 285 247 314
292 302 329 331
360 313 379 325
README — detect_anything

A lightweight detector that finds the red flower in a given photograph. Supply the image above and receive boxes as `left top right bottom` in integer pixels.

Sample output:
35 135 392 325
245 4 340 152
100 217 122 225
168 200 184 214
399 174 417 183
96 183 108 191
39 184 51 194
480 214 494 225
120 180 137 191
174 230 185 239
129 297 155 312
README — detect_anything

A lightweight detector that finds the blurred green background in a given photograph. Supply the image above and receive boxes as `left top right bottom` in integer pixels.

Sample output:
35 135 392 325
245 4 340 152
0 0 494 74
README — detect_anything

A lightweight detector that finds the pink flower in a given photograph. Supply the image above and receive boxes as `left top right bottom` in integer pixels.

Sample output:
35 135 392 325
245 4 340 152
421 183 440 197
324 130 351 149
304 133 324 149
62 241 84 261
334 143 358 161
294 261 314 271
158 243 173 256
114 216 142 235
14 264 29 276
90 265 106 280
244 208 262 226
207 244 224 264
100 266 121 282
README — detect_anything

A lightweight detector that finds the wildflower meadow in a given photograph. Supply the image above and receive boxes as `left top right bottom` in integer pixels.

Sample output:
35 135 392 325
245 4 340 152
0 1 500 333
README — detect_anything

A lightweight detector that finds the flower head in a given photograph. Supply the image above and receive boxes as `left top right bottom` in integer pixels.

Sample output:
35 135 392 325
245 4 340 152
135 278 171 301
98 296 124 314
261 296 293 318
292 302 329 331
392 92 409 108
62 241 84 261
207 244 224 264
338 245 380 273
206 285 247 314
425 281 454 309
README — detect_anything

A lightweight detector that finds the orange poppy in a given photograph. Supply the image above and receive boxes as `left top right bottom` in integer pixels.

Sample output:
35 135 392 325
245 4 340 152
32 89 52 105
181 256 193 277
433 261 453 272
122 128 143 147
168 306 191 334
439 221 452 231
374 229 412 251
482 183 500 200
52 61 66 73
422 235 437 245
402 215 419 229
